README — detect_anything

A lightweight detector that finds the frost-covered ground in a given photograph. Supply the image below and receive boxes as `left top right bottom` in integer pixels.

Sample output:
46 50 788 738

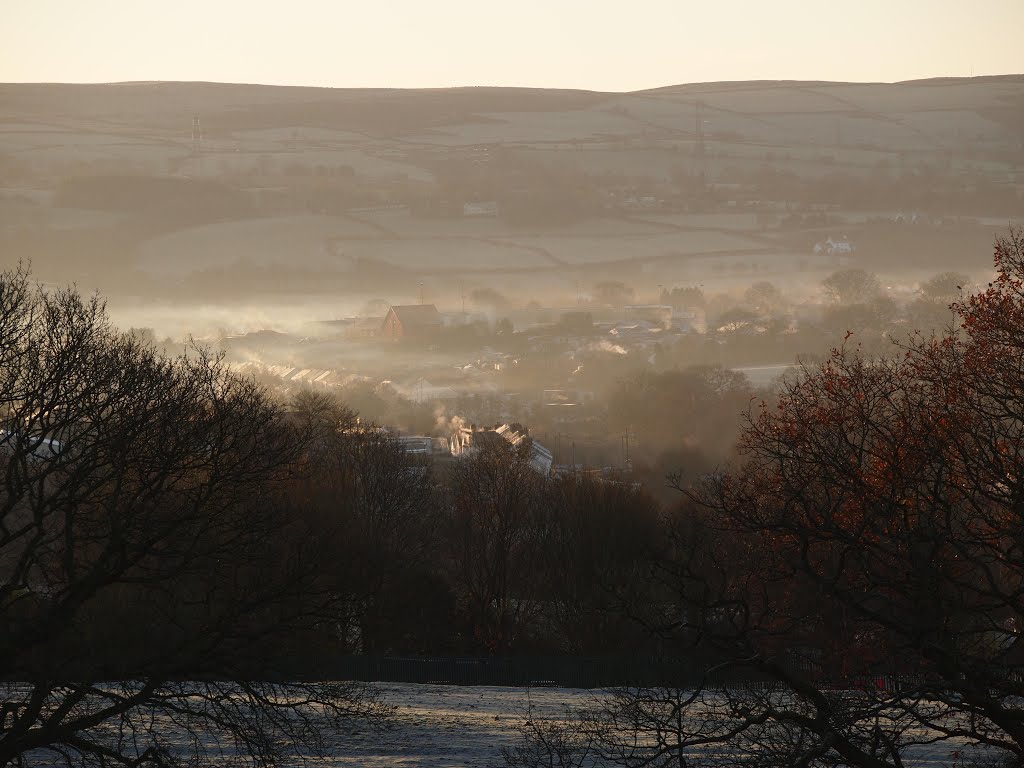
331 683 568 767
10 682 983 767
328 683 976 767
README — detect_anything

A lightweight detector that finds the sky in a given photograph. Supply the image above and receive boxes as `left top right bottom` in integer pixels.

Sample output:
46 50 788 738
4 0 1023 91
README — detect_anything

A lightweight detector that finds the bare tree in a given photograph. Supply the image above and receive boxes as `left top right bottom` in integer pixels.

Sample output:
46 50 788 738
291 398 445 653
448 437 546 652
503 710 600 768
0 266 390 768
540 474 662 654
744 282 784 315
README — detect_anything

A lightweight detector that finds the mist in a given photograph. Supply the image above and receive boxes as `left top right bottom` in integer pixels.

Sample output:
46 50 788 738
3 77 1021 479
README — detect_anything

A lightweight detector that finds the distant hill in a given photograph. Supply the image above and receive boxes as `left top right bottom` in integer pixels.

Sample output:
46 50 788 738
2 76 1022 145
1 78 1021 306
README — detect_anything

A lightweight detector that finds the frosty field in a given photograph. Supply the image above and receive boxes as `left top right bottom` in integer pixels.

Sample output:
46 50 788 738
324 683 976 767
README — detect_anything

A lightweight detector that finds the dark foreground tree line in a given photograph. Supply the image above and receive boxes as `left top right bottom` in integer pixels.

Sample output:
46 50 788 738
4 231 1024 767
0 268 394 767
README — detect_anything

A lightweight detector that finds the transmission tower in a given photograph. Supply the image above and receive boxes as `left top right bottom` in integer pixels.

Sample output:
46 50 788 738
694 100 706 184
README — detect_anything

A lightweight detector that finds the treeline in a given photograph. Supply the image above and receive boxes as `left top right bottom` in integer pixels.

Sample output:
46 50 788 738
0 265 390 767
283 391 669 657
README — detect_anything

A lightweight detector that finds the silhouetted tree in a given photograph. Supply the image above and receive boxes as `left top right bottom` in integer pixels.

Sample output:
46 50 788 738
744 281 784 315
821 295 897 337
606 367 753 468
0 266 389 768
919 271 970 304
822 268 881 305
510 231 1024 767
540 475 662 654
447 438 546 651
908 271 970 332
292 402 446 654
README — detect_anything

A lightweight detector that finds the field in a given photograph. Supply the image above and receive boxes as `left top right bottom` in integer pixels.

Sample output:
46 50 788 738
352 209 673 238
3 78 1020 176
12 682 978 767
134 209 776 279
405 109 640 146
138 215 380 276
339 237 556 272
327 683 978 767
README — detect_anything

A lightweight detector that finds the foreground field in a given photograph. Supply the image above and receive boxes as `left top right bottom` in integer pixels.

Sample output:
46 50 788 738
4 680 992 767
331 683 976 767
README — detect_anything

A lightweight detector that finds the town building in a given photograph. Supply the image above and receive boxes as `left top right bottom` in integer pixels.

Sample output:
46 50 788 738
381 304 443 340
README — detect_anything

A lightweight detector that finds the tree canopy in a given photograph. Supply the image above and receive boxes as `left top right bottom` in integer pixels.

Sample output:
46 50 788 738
0 265 389 768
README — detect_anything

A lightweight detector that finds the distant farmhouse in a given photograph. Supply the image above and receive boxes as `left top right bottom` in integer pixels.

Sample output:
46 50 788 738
813 236 855 256
381 304 443 340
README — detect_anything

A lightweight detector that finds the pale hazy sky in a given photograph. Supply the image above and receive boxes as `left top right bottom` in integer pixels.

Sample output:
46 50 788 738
4 0 1022 91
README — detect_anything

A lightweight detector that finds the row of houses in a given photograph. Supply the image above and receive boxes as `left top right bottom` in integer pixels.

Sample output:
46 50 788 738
450 423 554 474
395 423 553 476
231 362 373 389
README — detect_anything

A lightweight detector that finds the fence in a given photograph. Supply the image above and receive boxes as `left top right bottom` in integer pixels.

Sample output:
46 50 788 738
286 655 954 692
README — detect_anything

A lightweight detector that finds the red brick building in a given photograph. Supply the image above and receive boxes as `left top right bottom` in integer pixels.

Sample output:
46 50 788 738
380 304 442 340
